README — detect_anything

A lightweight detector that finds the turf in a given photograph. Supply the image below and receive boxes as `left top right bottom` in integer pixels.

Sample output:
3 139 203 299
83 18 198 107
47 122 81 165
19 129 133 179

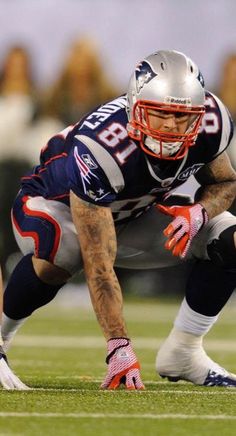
0 292 235 435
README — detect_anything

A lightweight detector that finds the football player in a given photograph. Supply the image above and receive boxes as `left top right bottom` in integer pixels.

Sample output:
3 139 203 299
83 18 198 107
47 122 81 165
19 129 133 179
0 265 28 389
1 50 236 389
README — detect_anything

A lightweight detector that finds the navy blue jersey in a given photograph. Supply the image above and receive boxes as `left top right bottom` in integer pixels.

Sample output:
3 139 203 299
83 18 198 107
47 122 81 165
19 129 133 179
21 92 234 223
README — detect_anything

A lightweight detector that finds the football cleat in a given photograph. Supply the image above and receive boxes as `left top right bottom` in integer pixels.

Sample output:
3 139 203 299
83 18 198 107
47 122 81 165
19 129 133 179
0 348 30 390
203 370 236 387
156 328 236 387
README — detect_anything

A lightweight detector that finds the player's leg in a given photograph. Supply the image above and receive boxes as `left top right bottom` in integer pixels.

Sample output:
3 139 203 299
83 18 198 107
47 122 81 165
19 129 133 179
156 211 236 386
2 193 82 351
115 204 183 269
0 264 29 389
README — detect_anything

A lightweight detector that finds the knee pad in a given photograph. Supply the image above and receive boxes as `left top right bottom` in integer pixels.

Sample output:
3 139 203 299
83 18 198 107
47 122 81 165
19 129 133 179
207 225 236 269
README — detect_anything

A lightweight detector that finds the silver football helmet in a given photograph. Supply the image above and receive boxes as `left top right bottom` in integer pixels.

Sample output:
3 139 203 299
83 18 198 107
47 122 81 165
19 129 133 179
127 50 205 160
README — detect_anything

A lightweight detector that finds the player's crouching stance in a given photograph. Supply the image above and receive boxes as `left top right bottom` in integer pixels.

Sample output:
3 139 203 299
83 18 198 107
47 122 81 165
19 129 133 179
1 50 236 389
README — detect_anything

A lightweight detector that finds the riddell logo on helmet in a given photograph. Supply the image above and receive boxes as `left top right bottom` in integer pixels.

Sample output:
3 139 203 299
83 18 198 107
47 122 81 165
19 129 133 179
165 96 192 105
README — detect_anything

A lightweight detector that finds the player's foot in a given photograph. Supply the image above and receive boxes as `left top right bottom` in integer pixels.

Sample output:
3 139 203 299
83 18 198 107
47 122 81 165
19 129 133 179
0 348 30 390
156 328 236 387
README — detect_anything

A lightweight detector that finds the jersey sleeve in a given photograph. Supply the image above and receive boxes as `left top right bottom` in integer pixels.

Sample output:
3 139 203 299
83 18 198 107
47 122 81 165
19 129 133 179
66 137 117 206
202 92 234 161
212 93 234 157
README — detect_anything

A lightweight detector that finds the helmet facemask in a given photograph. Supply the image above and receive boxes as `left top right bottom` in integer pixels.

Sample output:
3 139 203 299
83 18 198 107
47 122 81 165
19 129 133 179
127 100 205 160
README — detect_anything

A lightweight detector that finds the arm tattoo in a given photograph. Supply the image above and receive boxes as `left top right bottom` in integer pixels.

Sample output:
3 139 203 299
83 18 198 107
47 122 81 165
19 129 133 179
195 153 236 219
70 191 128 339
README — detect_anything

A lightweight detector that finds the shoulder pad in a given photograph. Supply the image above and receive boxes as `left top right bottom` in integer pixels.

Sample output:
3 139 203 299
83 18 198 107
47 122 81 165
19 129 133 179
75 135 124 193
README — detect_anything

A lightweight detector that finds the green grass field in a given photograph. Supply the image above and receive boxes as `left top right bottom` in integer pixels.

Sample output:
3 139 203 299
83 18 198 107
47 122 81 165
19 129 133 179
0 290 235 436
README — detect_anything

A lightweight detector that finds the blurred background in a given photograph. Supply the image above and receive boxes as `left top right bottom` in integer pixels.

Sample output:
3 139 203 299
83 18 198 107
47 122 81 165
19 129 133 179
0 0 236 297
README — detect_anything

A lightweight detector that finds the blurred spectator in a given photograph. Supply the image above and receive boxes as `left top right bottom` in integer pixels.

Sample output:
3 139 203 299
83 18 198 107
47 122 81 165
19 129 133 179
0 45 38 161
0 45 63 164
218 53 236 122
0 45 34 96
42 37 119 125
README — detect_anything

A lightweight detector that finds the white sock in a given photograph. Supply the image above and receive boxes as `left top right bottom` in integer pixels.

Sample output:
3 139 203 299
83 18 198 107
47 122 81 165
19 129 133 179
1 313 27 352
174 298 218 336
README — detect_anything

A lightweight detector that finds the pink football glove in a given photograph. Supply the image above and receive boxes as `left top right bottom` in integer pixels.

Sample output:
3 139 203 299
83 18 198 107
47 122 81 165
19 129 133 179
157 203 208 258
100 338 145 390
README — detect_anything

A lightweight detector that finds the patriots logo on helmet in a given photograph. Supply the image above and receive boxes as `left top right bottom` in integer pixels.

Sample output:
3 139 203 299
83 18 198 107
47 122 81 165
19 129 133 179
135 61 157 94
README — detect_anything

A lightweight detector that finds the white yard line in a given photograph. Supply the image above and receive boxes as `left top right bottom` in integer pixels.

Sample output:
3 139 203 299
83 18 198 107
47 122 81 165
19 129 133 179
0 412 235 420
12 335 236 351
30 387 236 395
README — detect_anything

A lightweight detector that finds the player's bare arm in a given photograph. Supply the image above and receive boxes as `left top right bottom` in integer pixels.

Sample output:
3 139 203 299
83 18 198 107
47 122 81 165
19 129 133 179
70 190 127 340
195 151 236 219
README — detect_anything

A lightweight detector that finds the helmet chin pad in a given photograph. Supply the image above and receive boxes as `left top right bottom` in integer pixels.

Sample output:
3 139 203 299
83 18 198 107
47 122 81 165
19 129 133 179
144 136 182 158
